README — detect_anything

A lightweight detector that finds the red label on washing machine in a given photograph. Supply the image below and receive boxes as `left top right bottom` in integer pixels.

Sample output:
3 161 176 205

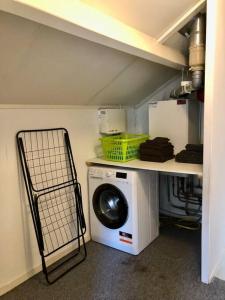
119 231 133 244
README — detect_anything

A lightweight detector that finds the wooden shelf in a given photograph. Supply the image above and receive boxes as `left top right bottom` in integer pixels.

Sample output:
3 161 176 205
86 157 203 176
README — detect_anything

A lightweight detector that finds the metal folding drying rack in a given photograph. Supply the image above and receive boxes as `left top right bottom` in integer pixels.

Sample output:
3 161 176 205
17 128 87 284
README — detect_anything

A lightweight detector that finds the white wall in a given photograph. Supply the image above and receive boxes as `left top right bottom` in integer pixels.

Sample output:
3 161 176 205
202 0 225 283
0 106 100 295
127 76 181 133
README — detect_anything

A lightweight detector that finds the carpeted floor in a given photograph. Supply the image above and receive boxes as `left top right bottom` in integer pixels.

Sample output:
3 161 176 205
3 226 225 300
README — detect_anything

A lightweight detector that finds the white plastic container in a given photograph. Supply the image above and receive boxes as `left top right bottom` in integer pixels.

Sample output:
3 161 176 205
98 108 126 134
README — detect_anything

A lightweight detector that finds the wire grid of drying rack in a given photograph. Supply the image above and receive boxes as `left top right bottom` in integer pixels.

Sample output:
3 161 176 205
17 128 87 284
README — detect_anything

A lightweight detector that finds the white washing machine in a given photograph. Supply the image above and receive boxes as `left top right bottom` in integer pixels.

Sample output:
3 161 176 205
88 166 159 255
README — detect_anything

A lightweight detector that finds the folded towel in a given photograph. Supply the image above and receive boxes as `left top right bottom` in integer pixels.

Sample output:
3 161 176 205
185 144 203 153
140 153 174 163
140 147 174 156
145 137 170 146
140 141 174 151
139 137 174 162
175 150 203 164
149 137 170 144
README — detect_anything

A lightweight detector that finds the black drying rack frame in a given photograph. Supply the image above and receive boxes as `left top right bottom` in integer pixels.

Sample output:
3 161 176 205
16 128 87 284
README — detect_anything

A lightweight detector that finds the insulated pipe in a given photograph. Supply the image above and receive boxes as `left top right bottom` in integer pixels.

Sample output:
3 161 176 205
189 14 205 89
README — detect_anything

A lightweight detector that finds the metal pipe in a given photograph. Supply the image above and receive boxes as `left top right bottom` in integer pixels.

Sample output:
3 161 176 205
167 176 201 216
189 14 206 89
172 176 201 205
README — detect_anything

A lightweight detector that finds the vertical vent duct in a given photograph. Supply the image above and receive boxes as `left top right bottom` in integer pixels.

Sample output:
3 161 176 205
189 14 205 90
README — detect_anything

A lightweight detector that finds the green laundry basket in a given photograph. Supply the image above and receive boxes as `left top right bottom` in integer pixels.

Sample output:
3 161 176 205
100 133 149 162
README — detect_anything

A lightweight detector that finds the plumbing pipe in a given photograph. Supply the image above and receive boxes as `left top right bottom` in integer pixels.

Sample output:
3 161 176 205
189 14 205 89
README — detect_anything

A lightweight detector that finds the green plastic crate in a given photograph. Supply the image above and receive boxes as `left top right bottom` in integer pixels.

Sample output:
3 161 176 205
100 133 149 162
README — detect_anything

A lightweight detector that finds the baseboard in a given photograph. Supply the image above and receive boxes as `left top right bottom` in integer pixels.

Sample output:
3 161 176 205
0 235 90 296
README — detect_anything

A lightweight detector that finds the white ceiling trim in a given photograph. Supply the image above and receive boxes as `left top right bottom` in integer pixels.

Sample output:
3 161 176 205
157 0 206 43
0 0 186 69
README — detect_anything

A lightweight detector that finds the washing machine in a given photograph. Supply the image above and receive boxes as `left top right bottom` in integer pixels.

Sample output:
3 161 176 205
88 166 159 255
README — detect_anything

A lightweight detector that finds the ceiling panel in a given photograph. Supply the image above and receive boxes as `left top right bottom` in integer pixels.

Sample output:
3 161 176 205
0 11 178 106
90 58 177 105
164 33 189 55
82 0 200 38
0 12 135 105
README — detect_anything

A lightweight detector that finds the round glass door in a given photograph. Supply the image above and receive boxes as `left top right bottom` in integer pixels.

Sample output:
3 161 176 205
93 184 128 229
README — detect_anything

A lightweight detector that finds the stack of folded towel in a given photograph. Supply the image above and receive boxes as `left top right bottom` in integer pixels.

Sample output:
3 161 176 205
175 144 203 164
140 137 174 162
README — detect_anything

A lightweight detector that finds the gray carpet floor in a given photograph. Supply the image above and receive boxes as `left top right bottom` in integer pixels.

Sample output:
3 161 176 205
3 226 225 300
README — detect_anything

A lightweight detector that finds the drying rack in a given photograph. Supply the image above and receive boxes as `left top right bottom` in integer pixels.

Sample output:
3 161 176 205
16 128 87 284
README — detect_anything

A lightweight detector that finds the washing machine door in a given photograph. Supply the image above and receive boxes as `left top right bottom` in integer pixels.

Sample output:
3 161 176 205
93 183 128 229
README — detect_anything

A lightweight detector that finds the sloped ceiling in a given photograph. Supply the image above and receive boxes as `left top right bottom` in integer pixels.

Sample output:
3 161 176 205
0 11 178 105
164 33 189 55
82 0 200 38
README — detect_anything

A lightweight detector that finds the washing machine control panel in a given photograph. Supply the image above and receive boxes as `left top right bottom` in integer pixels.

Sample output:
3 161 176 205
89 167 128 180
116 172 127 179
106 170 114 177
89 168 104 178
